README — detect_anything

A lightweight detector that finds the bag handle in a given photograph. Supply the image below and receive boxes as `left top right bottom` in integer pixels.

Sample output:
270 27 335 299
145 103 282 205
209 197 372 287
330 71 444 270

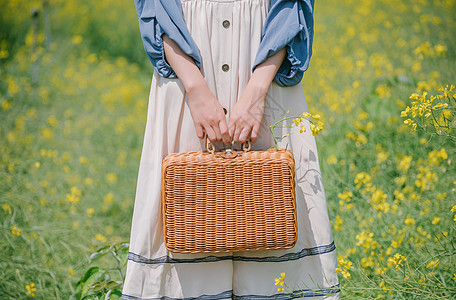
204 133 251 154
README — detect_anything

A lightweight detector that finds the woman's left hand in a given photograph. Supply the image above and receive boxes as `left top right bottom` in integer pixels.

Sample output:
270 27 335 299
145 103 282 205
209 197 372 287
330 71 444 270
228 80 268 143
228 47 287 143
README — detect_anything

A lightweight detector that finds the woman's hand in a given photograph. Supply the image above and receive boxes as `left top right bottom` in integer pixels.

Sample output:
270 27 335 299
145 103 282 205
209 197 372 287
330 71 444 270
162 34 230 144
186 81 230 143
228 80 267 143
228 48 287 143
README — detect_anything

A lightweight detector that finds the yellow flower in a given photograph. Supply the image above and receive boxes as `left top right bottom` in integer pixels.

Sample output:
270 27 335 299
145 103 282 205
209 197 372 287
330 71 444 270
434 44 447 56
40 127 54 140
356 231 375 251
431 217 440 225
86 208 95 218
68 268 75 276
26 282 36 297
71 35 83 45
95 233 107 243
334 215 343 231
388 253 406 270
84 177 94 185
335 257 353 278
11 225 21 236
79 156 90 165
104 192 115 204
1 99 12 111
302 112 311 119
72 221 80 231
377 151 390 164
274 272 286 290
310 121 324 136
66 186 82 204
404 217 415 226
327 154 338 165
47 115 58 127
2 203 12 214
106 173 118 184
426 259 439 269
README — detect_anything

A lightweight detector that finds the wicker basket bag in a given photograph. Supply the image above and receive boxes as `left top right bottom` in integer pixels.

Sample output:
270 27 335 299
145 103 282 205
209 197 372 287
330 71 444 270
161 137 297 254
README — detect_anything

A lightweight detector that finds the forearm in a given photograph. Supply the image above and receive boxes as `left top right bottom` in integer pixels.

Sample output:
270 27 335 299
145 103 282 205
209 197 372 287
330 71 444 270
162 34 206 93
249 47 287 94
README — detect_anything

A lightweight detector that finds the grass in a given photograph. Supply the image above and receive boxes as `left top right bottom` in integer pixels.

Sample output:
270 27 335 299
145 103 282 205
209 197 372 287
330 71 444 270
1 0 455 299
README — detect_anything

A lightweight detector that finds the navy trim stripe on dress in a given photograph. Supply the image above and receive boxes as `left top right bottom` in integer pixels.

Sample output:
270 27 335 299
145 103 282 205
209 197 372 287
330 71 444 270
128 241 335 264
121 290 233 300
121 285 340 300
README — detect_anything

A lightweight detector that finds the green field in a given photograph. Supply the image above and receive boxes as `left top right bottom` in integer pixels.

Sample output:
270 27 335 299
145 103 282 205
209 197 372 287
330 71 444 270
1 0 455 299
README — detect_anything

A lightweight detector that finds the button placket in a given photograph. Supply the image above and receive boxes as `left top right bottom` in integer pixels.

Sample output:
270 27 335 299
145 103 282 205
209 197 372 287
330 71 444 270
219 10 232 117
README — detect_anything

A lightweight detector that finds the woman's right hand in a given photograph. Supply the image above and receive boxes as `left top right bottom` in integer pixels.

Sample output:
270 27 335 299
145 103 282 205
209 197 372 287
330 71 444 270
186 81 230 144
162 34 230 144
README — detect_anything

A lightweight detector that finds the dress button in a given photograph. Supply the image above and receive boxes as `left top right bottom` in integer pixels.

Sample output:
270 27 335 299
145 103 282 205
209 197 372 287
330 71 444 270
223 107 227 115
222 64 229 72
222 20 230 29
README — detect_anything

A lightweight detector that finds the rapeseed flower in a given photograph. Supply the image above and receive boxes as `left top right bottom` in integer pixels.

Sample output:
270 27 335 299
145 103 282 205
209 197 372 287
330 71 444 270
79 156 90 165
404 217 415 226
86 208 95 218
26 282 36 297
274 272 286 292
336 257 353 279
11 225 21 236
95 233 107 243
66 186 82 204
334 216 343 231
2 203 12 214
426 259 439 269
388 253 406 270
71 35 83 45
106 173 118 184
326 154 337 165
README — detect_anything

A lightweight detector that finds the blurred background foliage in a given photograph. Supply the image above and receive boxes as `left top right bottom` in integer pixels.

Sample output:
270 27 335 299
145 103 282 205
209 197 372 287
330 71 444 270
0 0 455 299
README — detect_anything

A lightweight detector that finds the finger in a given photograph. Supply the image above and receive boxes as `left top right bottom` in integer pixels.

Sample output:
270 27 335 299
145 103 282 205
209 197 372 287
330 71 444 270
204 125 217 142
233 123 243 143
212 124 222 142
195 124 205 139
228 116 236 138
250 123 260 142
219 119 231 144
238 126 252 143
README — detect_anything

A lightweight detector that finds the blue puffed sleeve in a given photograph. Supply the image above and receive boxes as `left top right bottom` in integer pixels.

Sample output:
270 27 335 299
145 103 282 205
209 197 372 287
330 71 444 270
134 0 202 78
253 0 314 87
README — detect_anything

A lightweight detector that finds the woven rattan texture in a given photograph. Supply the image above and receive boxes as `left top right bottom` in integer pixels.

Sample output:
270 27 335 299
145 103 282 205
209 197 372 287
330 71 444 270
161 148 297 253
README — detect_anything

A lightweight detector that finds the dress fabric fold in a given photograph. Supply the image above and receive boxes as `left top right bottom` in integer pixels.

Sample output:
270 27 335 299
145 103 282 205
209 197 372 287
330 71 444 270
122 0 339 299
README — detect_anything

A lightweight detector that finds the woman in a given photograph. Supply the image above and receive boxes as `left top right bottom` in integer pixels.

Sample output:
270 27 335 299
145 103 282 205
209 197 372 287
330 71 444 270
122 0 339 299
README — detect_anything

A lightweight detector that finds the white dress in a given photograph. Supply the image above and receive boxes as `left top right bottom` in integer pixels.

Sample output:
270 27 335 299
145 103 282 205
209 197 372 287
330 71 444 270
122 0 340 299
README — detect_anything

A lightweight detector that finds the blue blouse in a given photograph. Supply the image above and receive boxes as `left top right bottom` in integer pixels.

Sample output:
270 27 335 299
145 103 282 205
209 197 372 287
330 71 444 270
134 0 314 87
